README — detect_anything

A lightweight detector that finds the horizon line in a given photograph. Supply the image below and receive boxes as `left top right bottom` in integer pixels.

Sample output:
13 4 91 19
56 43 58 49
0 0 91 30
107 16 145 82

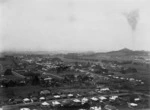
1 48 149 54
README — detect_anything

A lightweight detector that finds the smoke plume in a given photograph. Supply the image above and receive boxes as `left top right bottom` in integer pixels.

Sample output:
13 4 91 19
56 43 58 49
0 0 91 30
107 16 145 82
123 9 139 31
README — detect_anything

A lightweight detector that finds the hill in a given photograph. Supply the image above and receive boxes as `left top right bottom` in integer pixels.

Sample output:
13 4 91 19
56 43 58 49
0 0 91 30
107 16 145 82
62 48 150 62
104 48 150 57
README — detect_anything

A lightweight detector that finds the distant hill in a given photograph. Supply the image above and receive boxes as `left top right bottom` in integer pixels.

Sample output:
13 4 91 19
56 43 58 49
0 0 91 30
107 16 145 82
104 48 150 56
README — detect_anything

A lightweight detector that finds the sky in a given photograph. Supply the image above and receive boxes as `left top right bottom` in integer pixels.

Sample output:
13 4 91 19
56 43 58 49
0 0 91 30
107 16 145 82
0 0 150 52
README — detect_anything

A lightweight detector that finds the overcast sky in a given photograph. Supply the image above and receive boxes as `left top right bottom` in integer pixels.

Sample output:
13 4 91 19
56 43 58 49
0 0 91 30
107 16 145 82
0 0 150 52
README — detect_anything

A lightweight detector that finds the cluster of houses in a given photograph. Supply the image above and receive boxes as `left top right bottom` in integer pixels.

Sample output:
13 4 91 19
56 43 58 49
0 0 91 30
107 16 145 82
6 87 145 110
107 75 144 85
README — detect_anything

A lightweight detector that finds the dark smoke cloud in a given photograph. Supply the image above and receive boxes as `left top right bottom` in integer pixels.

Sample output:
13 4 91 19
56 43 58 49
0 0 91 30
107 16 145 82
123 9 139 31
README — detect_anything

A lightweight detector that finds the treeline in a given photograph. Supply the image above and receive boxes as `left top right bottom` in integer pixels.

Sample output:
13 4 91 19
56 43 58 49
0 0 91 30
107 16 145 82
64 55 98 62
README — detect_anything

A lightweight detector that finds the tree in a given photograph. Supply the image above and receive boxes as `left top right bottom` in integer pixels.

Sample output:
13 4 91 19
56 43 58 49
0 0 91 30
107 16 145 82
31 75 40 85
4 69 12 75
